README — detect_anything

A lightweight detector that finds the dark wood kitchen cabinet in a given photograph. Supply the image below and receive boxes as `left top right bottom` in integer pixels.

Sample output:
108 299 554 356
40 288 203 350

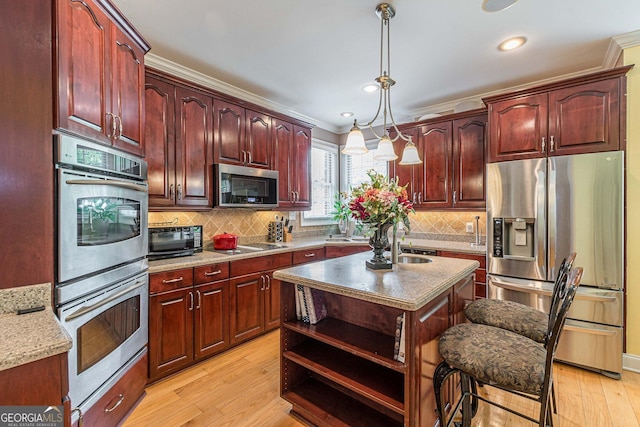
229 253 292 345
214 100 272 169
145 73 214 210
439 250 486 300
273 119 313 209
56 0 149 156
485 66 631 162
391 109 487 210
148 263 229 381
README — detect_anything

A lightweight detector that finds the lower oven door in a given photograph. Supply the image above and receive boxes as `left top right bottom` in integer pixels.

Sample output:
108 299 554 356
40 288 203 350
58 270 148 408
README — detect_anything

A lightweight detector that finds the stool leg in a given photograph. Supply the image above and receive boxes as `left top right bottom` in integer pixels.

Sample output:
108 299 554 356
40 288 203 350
433 361 457 427
460 372 473 427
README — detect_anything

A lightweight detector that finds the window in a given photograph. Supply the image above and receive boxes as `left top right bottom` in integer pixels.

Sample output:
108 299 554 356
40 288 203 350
301 140 338 225
340 140 389 192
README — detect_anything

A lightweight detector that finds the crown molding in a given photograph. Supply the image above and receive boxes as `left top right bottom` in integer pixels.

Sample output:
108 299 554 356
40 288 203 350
144 54 340 133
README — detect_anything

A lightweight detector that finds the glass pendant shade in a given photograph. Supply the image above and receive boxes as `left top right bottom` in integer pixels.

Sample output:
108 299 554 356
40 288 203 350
342 123 368 155
373 135 397 161
399 142 422 165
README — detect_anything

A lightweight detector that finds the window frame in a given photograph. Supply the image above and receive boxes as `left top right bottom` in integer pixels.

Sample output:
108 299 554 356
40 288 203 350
300 138 340 226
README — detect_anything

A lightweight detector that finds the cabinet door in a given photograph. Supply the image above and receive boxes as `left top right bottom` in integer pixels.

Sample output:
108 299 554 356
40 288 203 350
110 25 145 156
230 273 265 345
292 125 312 208
390 127 419 205
246 110 272 169
214 100 246 165
264 271 281 331
453 114 487 209
548 79 621 155
145 76 176 207
488 93 547 162
148 288 194 380
175 86 213 208
273 119 294 207
194 281 229 359
420 121 452 208
56 0 111 145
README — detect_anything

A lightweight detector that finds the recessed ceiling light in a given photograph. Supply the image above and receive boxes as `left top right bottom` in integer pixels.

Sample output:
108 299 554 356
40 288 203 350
498 36 527 51
482 0 518 12
340 112 354 118
362 83 379 93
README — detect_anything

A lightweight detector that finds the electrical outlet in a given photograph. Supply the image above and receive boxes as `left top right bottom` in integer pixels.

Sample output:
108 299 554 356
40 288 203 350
288 211 297 221
465 222 474 233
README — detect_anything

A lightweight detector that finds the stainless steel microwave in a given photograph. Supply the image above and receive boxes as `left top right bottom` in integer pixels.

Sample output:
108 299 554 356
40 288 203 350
216 164 279 208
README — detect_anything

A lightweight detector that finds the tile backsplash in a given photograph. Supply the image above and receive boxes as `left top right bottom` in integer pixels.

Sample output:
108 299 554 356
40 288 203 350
149 210 486 245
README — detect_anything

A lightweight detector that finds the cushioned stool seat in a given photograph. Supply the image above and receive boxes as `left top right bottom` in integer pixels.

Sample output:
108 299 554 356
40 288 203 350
465 299 548 343
439 322 546 395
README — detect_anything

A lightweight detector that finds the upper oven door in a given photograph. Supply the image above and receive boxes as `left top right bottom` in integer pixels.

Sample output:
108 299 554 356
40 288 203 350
57 168 148 283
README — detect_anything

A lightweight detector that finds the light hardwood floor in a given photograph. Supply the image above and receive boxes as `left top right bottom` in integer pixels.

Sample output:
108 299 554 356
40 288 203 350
123 330 640 427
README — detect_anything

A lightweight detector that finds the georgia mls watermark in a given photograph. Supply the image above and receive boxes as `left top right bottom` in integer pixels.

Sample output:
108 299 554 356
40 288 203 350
0 406 64 427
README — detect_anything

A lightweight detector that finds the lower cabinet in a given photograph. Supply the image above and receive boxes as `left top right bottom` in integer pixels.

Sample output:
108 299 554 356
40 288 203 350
229 252 292 345
148 263 229 381
439 250 486 299
325 245 369 259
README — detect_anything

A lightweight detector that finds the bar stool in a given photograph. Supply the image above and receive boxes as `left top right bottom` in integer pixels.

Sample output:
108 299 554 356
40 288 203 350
465 253 576 345
433 267 583 427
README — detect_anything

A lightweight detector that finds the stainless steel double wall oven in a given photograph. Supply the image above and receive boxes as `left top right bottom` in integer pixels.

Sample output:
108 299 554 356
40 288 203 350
54 132 149 419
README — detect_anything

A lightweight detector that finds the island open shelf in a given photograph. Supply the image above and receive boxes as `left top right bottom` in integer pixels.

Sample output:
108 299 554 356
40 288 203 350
275 252 478 426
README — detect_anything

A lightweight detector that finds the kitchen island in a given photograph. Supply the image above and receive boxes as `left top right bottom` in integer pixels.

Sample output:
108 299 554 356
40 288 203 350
273 252 479 427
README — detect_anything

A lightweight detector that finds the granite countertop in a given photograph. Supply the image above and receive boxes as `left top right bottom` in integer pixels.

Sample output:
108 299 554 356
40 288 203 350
149 236 486 274
273 252 479 311
0 283 72 371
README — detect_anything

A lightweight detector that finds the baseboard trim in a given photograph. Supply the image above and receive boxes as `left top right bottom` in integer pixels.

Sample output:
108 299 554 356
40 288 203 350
623 353 640 373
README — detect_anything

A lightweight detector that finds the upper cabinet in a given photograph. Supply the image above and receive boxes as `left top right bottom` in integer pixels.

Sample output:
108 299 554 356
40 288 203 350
214 100 272 169
390 110 487 210
484 66 631 162
145 73 214 210
56 0 150 156
273 119 312 210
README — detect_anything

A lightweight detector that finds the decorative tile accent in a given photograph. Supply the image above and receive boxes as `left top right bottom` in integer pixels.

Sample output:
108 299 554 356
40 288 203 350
148 210 486 244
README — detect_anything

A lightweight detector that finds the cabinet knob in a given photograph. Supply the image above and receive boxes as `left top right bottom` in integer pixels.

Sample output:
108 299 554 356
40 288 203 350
541 136 546 153
550 135 556 152
170 184 175 200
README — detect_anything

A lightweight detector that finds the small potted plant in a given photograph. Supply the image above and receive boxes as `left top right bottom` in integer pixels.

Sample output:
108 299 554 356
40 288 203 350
332 192 352 236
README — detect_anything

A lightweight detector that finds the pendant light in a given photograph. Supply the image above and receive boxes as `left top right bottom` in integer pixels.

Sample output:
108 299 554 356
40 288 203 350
342 3 422 165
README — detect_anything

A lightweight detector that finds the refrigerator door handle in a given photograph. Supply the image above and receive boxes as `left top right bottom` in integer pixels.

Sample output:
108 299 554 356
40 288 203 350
562 324 617 337
490 277 551 296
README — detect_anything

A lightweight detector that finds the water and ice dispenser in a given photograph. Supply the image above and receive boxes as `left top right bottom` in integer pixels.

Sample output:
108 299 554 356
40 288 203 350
492 218 535 259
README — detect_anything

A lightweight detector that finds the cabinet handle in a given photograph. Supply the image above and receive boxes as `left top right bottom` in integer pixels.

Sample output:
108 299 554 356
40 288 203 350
177 184 183 200
295 191 299 202
196 290 201 309
162 277 184 284
170 184 175 200
550 135 555 152
304 253 316 258
265 275 271 290
418 192 422 204
104 393 125 413
260 275 266 291
541 137 546 153
413 192 417 204
248 151 252 164
453 190 456 205
204 269 222 276
106 112 116 138
242 150 247 164
116 115 123 139
71 408 84 427
189 291 194 311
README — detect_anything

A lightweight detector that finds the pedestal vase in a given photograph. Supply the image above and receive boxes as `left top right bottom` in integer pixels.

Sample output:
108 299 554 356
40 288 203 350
366 222 392 270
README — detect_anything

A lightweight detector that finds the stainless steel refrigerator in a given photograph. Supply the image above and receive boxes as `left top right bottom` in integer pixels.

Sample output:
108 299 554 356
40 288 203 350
486 151 624 378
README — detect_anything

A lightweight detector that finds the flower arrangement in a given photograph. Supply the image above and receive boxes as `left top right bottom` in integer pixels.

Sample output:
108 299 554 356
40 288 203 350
347 170 414 231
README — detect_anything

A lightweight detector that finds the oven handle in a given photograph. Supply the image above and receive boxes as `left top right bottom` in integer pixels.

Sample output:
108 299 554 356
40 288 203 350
65 280 146 321
65 179 148 193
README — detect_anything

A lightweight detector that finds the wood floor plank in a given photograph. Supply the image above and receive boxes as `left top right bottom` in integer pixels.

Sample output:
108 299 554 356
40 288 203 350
123 330 640 427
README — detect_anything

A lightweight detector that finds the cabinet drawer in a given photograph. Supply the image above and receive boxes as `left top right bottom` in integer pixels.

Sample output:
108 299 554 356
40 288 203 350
80 351 147 427
230 252 292 277
150 268 194 294
292 247 325 265
325 245 370 259
438 251 486 268
194 262 230 284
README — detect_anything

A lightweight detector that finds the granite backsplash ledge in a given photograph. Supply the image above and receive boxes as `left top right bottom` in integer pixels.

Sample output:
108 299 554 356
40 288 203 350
148 210 486 244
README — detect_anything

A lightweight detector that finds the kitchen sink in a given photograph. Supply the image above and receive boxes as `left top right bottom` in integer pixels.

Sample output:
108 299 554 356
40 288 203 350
398 254 433 264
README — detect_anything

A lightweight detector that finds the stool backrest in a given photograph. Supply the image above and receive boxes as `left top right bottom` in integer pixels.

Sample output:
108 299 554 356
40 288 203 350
545 267 582 366
545 252 577 346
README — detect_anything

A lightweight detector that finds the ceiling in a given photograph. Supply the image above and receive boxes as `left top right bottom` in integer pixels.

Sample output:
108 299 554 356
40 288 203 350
112 0 640 134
